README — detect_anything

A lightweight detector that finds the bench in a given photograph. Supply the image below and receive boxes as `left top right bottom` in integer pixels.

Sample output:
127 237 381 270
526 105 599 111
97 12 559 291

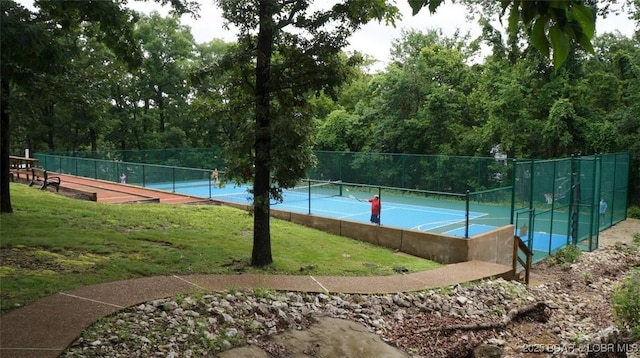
29 168 61 192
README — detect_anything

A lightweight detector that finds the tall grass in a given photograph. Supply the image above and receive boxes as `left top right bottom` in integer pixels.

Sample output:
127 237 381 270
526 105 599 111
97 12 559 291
0 184 440 313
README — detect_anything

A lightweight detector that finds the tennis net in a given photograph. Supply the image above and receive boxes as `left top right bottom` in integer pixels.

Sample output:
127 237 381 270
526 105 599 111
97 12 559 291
278 179 343 203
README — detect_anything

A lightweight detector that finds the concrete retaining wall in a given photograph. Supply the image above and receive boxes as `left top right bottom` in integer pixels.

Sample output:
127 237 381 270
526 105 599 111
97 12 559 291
467 225 514 266
214 199 514 265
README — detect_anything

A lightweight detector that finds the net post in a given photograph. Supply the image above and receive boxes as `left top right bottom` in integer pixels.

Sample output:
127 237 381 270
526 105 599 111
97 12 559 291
308 178 311 215
378 186 382 224
465 190 470 238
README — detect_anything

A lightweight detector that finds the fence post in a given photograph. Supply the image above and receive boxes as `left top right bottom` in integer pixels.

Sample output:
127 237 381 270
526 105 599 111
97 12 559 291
548 159 558 253
172 167 176 193
591 154 601 251
610 153 616 225
510 159 517 224
570 154 580 245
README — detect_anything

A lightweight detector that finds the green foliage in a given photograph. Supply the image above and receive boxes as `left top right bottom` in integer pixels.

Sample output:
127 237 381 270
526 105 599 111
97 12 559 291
543 98 580 157
315 110 365 151
410 0 597 68
251 287 274 299
612 270 640 339
201 326 246 352
548 245 582 266
0 1 64 82
435 285 454 296
633 233 640 245
628 206 640 219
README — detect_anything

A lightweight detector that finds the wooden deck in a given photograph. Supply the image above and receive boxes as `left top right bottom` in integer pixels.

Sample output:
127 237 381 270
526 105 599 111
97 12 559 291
15 172 210 205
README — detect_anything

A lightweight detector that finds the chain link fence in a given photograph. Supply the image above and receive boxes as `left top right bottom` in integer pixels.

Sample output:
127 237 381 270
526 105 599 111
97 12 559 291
35 149 629 256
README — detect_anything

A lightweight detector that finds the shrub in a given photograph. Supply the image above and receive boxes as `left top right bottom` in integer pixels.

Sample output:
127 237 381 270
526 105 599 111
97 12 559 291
548 245 582 266
612 269 640 340
627 205 640 219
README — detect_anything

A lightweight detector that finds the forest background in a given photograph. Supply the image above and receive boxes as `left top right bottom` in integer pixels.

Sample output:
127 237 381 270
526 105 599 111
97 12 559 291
4 0 640 205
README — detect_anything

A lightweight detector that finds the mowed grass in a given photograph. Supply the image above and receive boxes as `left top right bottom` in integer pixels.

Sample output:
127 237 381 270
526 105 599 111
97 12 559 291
0 184 440 313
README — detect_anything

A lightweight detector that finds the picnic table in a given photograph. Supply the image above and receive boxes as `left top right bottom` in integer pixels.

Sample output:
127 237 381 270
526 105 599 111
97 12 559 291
9 156 40 180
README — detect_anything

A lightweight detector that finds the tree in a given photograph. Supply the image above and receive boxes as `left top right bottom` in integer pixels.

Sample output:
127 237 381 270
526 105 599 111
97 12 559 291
134 13 196 135
1 0 197 214
411 0 597 68
315 109 365 151
1 1 66 213
362 30 476 154
186 39 235 148
215 0 400 266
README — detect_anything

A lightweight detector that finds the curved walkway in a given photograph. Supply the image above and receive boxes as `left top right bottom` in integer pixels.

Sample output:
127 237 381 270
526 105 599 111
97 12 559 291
1 176 513 358
0 262 511 358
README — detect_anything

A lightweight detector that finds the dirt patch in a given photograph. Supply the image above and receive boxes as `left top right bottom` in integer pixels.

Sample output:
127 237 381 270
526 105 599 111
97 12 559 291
0 246 107 274
598 218 640 247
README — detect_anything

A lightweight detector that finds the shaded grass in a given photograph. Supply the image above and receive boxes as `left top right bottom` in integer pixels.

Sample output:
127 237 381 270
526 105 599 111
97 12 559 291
0 184 440 313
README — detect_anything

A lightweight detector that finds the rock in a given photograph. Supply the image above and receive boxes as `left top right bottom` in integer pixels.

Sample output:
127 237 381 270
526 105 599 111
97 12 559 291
222 317 412 358
473 344 503 358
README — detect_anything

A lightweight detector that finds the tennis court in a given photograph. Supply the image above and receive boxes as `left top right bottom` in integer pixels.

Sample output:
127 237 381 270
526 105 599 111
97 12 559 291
33 150 629 263
146 179 521 239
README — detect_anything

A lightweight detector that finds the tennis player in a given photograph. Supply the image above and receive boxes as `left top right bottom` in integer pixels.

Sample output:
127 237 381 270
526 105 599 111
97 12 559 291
368 194 381 225
211 168 219 184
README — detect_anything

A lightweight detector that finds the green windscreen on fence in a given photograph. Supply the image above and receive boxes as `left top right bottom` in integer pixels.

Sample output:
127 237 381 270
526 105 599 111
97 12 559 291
34 149 629 256
512 153 629 257
309 151 511 192
46 148 511 193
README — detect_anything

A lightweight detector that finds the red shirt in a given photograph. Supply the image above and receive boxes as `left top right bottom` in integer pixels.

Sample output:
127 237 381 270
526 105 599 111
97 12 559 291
369 197 380 215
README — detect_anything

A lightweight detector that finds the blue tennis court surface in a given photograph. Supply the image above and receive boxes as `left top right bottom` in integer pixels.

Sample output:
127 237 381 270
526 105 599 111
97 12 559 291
146 180 571 251
445 224 497 237
147 180 489 237
519 232 568 252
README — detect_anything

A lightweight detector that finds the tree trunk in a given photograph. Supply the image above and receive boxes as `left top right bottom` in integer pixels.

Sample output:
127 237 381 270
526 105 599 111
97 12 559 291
403 302 552 335
45 103 55 152
251 0 275 267
0 79 13 213
90 128 97 152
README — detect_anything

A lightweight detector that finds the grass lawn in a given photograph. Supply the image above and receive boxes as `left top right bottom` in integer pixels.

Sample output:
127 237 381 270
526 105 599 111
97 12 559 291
0 183 440 313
